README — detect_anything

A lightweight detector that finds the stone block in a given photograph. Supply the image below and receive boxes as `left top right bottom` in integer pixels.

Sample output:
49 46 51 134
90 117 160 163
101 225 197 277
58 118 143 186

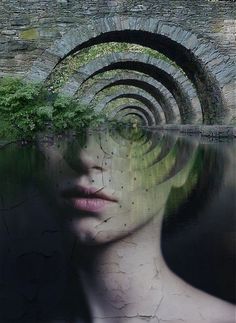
8 40 30 51
11 17 31 26
39 28 61 38
215 68 235 84
194 43 210 57
0 42 7 52
182 33 199 50
1 30 16 36
61 78 79 95
130 4 148 12
232 127 236 137
25 66 48 82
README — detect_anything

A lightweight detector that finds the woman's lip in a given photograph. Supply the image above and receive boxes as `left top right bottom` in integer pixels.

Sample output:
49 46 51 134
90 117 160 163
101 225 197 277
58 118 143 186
61 185 118 212
71 197 115 213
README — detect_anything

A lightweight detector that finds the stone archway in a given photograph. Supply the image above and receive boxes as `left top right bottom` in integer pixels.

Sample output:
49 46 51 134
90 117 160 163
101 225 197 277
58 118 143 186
26 16 236 124
78 70 181 123
60 52 201 124
115 108 150 126
91 84 170 123
109 104 156 126
93 88 165 124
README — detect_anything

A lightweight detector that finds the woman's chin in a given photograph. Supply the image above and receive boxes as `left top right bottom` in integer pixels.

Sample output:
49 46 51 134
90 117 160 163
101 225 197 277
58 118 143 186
70 216 131 245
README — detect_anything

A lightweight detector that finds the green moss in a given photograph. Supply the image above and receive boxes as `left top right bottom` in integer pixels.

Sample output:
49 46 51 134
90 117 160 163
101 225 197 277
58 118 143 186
20 28 39 40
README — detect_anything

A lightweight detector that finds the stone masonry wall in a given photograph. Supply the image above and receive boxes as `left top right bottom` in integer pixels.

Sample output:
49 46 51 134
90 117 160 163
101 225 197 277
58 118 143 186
0 0 235 77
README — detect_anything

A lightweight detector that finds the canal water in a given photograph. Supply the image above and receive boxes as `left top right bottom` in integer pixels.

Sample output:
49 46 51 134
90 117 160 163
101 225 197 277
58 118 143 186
0 128 235 322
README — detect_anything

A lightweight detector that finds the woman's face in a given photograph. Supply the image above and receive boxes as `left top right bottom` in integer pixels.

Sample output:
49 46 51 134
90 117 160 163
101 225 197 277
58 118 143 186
39 130 195 244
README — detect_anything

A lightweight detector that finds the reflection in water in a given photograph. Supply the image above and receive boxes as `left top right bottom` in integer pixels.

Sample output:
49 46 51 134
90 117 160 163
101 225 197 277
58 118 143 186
0 129 235 322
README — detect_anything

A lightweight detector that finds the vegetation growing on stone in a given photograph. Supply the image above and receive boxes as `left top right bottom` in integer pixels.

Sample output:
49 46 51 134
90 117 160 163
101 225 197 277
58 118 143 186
48 42 180 92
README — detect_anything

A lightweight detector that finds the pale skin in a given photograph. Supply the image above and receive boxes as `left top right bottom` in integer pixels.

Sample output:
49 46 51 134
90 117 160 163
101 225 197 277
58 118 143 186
40 131 235 323
78 215 235 323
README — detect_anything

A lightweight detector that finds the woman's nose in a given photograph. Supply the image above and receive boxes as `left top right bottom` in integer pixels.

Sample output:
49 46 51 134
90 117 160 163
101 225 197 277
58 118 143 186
80 150 105 172
63 145 107 175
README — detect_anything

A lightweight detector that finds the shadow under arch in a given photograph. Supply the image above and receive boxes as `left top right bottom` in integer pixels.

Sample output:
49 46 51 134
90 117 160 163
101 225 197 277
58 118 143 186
92 84 165 123
117 111 149 126
95 91 164 124
111 103 155 124
111 105 155 126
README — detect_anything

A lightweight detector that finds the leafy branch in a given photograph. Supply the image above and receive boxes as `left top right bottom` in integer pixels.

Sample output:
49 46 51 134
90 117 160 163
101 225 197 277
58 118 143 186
0 77 106 140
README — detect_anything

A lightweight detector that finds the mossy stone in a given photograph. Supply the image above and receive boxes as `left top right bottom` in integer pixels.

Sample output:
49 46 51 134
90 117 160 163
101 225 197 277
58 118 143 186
20 28 39 40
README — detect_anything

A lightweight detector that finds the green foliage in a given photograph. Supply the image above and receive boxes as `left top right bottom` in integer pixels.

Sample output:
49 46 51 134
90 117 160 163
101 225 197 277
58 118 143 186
0 118 19 139
0 77 105 140
0 77 41 113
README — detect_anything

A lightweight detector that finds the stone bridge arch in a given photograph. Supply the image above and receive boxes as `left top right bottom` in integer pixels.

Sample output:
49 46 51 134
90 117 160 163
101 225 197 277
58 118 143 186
60 52 201 124
109 104 156 126
116 111 149 126
90 82 174 124
78 71 181 123
93 87 165 124
98 97 157 126
26 16 236 124
114 107 151 126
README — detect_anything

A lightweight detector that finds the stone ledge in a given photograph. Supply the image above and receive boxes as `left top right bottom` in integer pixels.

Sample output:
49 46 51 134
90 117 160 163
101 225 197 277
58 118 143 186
147 124 236 138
